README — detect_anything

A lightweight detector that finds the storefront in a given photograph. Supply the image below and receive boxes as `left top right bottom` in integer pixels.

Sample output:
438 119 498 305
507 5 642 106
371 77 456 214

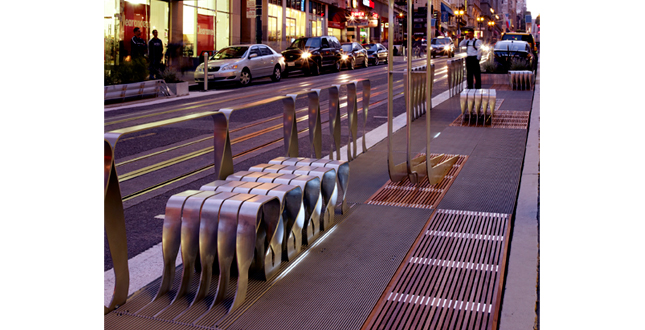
180 0 230 57
103 0 231 67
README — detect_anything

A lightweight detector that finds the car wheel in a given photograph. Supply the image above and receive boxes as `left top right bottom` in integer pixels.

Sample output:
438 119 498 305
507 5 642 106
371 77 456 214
349 59 355 70
239 68 252 86
270 65 281 82
333 60 341 72
374 58 379 66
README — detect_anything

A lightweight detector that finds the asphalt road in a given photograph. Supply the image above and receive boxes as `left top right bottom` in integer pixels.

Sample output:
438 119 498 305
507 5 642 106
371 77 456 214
104 54 468 271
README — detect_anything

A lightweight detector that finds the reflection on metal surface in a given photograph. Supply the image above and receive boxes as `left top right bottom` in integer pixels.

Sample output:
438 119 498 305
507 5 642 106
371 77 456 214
269 157 350 215
227 170 322 246
346 82 358 160
104 111 228 314
248 163 337 232
328 85 342 160
152 190 282 314
201 180 304 262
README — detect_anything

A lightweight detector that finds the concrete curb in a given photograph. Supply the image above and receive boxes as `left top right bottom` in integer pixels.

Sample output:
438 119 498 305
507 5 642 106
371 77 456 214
499 62 540 330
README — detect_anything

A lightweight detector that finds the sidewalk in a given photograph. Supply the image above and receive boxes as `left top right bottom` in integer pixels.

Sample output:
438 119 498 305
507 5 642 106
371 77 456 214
105 61 539 329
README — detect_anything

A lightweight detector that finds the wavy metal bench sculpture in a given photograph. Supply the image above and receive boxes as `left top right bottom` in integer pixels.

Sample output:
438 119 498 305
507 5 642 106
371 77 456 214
509 70 534 90
200 179 304 262
248 163 337 232
226 171 322 248
460 88 498 125
104 111 231 314
152 190 282 315
268 157 350 215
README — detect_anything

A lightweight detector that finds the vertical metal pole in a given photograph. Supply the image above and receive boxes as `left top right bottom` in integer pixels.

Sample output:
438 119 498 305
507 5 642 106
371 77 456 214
387 0 394 171
426 3 432 161
203 52 208 91
406 0 415 183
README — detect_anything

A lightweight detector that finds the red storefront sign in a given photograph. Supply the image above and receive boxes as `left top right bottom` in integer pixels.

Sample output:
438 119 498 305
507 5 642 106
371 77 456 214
197 14 215 55
328 21 345 29
123 1 149 57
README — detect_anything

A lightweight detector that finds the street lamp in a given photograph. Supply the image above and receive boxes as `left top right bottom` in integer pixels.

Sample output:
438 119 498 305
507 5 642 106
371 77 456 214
455 7 465 39
477 16 484 39
487 20 494 42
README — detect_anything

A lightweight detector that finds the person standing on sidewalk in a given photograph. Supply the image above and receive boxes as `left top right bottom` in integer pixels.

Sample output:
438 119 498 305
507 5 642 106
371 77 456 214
459 29 482 89
130 27 147 60
148 29 164 79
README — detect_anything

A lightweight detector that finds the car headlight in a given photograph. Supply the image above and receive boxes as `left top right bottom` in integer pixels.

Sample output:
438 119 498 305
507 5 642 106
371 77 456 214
221 64 238 71
302 52 311 59
196 64 204 72
444 45 450 50
341 54 349 60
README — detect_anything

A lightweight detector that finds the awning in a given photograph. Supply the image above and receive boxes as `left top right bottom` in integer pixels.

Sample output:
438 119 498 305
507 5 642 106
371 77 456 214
441 3 454 16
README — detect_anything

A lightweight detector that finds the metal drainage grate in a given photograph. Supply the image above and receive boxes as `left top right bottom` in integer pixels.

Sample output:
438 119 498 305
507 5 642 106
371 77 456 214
365 155 468 210
450 110 530 130
362 209 512 330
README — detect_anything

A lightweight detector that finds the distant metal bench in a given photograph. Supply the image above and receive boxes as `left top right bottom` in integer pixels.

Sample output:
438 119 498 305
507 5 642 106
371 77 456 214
509 70 534 90
104 79 169 102
460 88 497 125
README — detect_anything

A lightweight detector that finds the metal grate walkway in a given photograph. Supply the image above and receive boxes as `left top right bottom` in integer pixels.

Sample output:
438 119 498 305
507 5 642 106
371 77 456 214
365 155 468 209
450 110 530 129
361 209 512 330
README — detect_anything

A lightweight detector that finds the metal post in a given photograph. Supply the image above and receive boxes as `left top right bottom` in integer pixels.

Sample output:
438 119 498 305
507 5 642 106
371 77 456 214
203 52 208 91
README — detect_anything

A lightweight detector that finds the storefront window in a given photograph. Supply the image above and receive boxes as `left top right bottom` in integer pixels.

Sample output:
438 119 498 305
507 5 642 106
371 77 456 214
268 3 283 42
286 7 305 41
328 28 341 42
183 0 228 57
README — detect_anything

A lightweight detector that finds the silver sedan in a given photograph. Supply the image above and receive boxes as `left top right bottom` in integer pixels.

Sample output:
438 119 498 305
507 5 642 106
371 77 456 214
194 44 286 86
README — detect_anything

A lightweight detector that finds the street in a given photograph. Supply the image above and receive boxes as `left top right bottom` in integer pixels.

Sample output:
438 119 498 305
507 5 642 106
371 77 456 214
104 54 474 272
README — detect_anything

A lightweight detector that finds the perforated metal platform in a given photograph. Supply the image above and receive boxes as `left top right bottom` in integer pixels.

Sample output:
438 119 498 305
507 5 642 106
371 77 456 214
362 209 512 330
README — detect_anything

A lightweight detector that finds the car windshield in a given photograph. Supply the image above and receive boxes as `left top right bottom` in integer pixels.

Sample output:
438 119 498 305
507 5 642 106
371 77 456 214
494 42 528 52
211 47 249 60
431 39 449 45
290 38 321 50
502 34 533 43
341 44 353 52
364 44 378 50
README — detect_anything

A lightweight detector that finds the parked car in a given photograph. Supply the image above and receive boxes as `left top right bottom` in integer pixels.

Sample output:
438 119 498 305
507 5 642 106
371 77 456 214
430 37 455 58
194 44 285 86
492 40 534 72
363 43 388 65
340 42 368 70
282 36 342 76
501 32 537 54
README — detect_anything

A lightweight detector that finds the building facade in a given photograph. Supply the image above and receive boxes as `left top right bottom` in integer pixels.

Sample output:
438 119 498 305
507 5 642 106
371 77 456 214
104 0 407 68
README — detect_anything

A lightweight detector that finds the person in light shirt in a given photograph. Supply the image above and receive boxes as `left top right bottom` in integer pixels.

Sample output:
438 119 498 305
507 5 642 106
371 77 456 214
459 29 482 89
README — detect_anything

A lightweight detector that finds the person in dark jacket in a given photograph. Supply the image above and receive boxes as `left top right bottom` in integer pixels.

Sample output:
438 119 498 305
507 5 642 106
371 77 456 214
148 29 164 79
130 27 147 60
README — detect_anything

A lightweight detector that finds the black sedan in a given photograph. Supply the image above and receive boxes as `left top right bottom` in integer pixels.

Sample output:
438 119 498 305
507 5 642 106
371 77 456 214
363 43 388 66
492 40 535 72
340 42 368 70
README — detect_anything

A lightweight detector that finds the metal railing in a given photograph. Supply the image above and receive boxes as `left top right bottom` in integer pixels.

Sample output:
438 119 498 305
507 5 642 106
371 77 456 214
105 79 370 315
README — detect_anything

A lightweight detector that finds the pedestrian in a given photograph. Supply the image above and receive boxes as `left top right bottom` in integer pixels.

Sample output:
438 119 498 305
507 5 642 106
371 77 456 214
458 28 482 89
148 29 164 79
130 27 147 60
